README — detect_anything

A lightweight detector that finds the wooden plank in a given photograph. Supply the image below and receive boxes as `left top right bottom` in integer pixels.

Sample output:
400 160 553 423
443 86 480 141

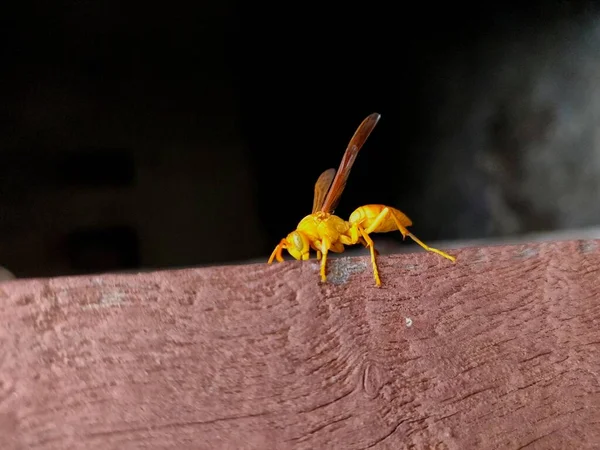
0 239 599 449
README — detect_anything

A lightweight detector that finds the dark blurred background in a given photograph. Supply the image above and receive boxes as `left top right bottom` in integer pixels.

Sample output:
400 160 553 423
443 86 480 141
1 0 600 278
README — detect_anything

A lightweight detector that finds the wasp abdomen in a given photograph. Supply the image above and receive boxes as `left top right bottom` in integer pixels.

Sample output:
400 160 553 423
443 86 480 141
349 204 413 233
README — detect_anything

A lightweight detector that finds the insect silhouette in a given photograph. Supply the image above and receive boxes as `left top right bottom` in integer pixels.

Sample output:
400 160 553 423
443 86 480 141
268 112 456 286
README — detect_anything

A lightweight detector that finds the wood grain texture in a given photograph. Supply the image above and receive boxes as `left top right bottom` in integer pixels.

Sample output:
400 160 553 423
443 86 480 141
0 239 599 449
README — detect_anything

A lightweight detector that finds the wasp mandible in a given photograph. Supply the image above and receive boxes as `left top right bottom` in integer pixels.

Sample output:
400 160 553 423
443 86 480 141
268 113 456 286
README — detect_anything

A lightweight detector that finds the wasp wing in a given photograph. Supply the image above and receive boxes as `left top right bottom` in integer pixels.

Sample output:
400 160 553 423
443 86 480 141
312 168 336 213
320 112 381 213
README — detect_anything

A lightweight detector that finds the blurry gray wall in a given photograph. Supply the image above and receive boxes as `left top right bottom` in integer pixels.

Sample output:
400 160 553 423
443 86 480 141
415 12 600 240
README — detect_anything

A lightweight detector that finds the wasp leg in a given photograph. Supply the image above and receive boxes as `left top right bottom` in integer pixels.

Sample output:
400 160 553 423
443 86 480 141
343 225 358 245
313 240 323 260
363 237 379 255
404 232 455 262
268 239 286 263
319 237 332 282
329 241 345 253
365 207 456 263
358 225 381 286
388 213 455 262
340 230 378 253
354 236 372 250
341 225 381 286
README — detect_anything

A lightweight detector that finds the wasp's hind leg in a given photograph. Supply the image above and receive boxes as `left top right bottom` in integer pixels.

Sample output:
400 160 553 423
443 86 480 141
365 207 456 263
403 231 456 262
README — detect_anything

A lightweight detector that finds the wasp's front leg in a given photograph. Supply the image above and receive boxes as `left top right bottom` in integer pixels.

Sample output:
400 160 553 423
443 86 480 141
268 239 287 263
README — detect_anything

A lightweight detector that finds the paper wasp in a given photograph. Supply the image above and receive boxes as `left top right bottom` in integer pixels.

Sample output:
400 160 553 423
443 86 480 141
268 113 456 286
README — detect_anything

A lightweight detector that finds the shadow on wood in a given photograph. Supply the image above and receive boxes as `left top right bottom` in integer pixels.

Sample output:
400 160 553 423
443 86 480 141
0 240 599 449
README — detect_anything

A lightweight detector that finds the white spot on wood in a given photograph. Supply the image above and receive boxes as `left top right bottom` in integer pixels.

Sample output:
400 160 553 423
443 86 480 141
580 240 598 254
82 291 128 310
515 247 539 259
327 257 368 285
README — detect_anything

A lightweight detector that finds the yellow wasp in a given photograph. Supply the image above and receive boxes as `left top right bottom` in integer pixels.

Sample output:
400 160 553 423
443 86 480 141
268 112 456 286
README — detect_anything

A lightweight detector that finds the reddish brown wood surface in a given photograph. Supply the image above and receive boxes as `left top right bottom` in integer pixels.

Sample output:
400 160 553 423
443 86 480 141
1 240 600 449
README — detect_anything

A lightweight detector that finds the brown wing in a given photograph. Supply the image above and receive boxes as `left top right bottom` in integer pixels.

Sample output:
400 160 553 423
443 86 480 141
312 168 336 213
320 112 381 213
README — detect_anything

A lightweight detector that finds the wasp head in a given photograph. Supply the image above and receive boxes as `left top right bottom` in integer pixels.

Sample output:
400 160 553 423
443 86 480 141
285 231 310 260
